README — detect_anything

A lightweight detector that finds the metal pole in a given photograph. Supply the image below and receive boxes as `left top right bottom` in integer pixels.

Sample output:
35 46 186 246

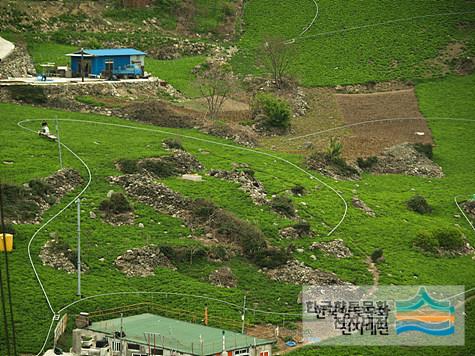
80 48 85 83
241 295 246 334
120 313 124 356
76 198 81 297
55 118 63 169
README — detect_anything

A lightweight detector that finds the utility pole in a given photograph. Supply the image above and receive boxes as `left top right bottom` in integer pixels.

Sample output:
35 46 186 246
80 48 85 83
55 118 63 169
241 295 246 334
76 198 81 297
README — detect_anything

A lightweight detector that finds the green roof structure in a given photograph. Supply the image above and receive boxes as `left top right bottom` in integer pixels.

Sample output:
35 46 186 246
88 313 274 355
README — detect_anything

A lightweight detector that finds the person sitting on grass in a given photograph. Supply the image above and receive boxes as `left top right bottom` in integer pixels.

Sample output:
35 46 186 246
38 121 50 136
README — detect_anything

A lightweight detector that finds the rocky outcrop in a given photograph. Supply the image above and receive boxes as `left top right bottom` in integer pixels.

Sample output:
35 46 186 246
209 168 268 205
310 239 353 259
39 238 88 274
0 43 35 79
109 174 190 219
370 143 443 178
115 245 176 277
352 197 375 217
208 267 237 288
462 200 475 221
263 260 344 285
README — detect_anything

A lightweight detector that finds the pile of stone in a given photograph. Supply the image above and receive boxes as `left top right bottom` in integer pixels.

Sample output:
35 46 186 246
115 245 176 277
166 150 203 174
370 143 443 178
352 197 375 217
208 267 237 288
291 87 309 117
263 260 343 285
462 200 475 221
0 43 35 79
45 168 83 197
310 239 353 259
109 174 190 219
209 168 268 205
39 238 88 274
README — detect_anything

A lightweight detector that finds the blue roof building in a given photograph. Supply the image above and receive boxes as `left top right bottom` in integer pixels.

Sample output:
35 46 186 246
66 48 146 78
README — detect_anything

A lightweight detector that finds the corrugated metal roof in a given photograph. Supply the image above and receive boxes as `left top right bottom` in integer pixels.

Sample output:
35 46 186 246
77 48 146 56
88 313 273 355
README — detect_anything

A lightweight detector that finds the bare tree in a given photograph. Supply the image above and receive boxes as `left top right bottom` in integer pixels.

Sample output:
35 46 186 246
259 36 291 89
198 65 234 120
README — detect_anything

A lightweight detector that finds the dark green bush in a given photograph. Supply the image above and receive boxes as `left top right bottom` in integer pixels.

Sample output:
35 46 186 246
252 93 291 129
139 159 177 177
290 184 305 196
117 159 139 174
0 224 15 234
271 195 295 217
163 138 184 150
414 231 440 254
370 248 384 263
435 228 464 251
28 179 52 198
7 85 47 104
414 143 433 159
327 137 343 160
254 247 290 268
357 156 378 170
293 220 311 236
407 195 432 214
99 192 132 215
192 199 217 222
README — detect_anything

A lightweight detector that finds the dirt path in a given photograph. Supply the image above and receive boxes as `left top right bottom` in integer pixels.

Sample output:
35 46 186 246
366 257 380 296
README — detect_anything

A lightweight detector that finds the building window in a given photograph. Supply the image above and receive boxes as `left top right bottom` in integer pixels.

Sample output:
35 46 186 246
151 348 163 355
128 343 141 350
234 348 249 356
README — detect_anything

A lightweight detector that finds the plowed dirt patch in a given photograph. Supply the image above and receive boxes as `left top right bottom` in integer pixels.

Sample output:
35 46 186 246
336 89 433 158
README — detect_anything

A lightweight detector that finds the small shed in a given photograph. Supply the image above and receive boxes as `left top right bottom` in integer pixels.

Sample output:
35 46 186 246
66 48 146 78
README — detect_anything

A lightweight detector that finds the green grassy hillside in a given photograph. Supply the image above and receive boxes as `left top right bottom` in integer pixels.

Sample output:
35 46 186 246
233 0 475 86
1 74 475 354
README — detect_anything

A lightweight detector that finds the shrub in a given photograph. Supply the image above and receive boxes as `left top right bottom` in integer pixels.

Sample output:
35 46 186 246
117 159 138 174
0 224 15 234
290 184 305 196
327 137 343 160
192 199 217 222
370 248 384 263
7 85 47 104
407 195 432 214
414 231 440 254
139 159 177 177
28 179 52 198
271 195 295 217
252 93 291 129
414 143 433 160
357 156 378 170
254 247 290 268
99 192 132 215
293 220 311 236
435 228 464 251
163 138 184 150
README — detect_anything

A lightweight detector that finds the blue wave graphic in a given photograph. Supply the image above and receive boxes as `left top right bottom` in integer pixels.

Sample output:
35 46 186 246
396 324 455 336
396 287 455 313
396 320 452 330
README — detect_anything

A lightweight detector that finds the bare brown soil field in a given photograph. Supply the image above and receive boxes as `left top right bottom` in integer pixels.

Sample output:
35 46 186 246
335 89 433 158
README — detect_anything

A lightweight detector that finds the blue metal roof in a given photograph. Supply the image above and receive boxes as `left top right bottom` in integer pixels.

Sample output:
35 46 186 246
82 48 146 56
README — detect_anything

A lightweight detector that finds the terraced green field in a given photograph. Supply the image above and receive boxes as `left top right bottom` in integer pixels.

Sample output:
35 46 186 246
233 0 475 86
1 74 474 354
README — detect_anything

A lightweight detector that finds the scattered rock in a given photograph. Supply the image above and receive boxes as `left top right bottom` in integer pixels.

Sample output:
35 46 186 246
89 211 97 219
209 168 268 205
115 245 176 277
138 222 145 228
370 143 443 178
462 200 475 221
181 174 203 182
39 238 87 274
310 239 353 259
351 197 375 217
264 260 344 285
208 267 237 288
